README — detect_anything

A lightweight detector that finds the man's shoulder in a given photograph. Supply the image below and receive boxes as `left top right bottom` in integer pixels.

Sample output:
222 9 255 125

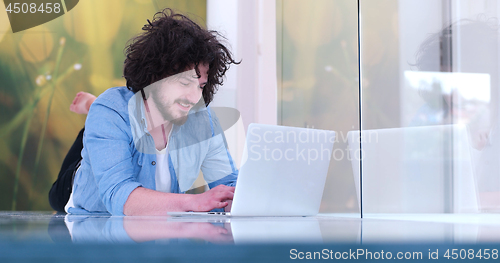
86 86 136 124
94 86 134 109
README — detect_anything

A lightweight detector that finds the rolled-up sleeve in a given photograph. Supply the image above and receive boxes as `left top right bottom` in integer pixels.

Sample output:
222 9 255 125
85 100 143 215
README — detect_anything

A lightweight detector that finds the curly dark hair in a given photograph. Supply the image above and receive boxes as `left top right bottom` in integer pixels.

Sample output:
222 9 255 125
123 8 240 106
412 17 499 72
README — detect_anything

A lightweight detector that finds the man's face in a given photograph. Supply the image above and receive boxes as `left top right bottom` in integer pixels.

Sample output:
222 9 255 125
148 63 208 126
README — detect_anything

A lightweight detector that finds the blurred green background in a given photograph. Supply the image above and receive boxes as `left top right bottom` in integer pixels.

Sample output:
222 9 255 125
0 0 206 211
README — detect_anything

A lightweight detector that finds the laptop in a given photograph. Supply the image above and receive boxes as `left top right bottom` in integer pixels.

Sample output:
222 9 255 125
168 123 336 217
346 124 478 213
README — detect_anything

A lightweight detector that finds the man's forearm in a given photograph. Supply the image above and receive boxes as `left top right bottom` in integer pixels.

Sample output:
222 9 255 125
123 187 194 216
123 185 234 215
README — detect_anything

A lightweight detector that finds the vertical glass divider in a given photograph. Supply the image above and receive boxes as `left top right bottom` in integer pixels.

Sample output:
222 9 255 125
357 0 363 219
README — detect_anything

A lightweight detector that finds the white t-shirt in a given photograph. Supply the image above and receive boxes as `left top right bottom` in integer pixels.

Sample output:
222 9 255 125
155 146 171 193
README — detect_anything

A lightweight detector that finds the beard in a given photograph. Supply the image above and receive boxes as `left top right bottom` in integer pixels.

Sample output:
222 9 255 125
150 92 190 126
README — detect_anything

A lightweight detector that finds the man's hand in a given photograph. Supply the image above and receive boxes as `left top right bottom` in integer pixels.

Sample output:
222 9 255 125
190 185 235 212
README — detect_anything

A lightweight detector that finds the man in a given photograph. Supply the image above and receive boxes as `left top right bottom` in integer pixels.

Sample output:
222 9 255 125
50 8 240 216
409 19 500 211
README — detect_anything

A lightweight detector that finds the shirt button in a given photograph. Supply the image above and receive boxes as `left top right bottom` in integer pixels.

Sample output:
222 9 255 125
152 161 156 165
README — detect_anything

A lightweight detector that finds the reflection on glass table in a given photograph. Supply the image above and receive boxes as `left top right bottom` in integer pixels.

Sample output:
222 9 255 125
59 215 233 244
2 212 500 244
53 214 328 244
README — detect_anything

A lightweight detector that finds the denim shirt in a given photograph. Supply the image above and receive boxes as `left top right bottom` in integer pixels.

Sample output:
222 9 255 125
69 86 238 215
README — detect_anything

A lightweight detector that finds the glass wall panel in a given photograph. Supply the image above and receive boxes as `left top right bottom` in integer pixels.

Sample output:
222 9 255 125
360 0 500 214
277 0 360 213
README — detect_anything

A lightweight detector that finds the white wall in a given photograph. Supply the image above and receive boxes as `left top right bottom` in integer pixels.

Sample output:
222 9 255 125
207 0 277 126
207 0 278 168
